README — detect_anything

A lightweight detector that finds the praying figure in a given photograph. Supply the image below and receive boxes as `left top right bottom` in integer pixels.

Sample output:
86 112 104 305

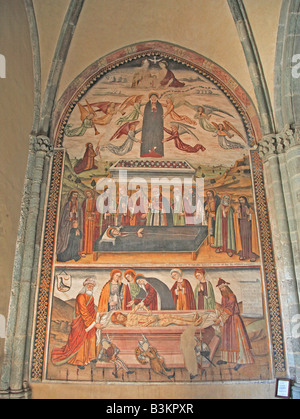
74 143 97 174
140 93 164 157
235 196 260 262
170 269 196 310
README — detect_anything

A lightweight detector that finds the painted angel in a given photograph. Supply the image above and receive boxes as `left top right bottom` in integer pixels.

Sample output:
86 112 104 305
101 121 142 156
116 95 146 125
211 121 247 149
163 121 206 153
193 104 235 133
162 98 196 126
86 100 119 126
64 101 100 137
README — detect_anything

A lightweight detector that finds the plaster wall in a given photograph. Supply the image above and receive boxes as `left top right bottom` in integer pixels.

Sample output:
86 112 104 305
0 0 34 372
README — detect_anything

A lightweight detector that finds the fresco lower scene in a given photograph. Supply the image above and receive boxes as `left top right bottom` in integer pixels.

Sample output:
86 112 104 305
34 50 274 383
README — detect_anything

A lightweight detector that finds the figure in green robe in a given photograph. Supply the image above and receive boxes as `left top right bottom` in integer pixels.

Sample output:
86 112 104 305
213 195 237 257
194 268 216 310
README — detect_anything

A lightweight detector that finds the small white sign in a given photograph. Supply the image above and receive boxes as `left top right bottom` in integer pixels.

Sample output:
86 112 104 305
292 54 300 79
0 314 6 339
0 54 6 79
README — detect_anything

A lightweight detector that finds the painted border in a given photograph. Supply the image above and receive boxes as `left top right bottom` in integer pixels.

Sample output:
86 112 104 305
31 42 285 382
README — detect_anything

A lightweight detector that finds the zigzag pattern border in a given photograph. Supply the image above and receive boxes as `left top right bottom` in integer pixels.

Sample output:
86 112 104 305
31 150 64 382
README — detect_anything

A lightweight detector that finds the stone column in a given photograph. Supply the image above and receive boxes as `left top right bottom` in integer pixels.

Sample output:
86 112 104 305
0 136 53 399
259 129 300 387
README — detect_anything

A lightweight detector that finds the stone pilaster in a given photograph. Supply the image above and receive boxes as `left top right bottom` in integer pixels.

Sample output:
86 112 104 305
0 136 53 399
258 128 300 386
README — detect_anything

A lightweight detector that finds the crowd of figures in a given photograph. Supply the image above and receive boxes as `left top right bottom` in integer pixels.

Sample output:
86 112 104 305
56 186 260 263
51 269 255 379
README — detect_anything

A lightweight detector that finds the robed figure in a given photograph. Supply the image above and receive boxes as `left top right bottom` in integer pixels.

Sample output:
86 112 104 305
56 190 83 255
74 143 97 174
51 278 98 368
214 195 237 257
123 270 175 311
170 269 196 310
140 93 164 157
215 279 255 370
98 269 124 313
56 221 82 263
234 196 260 262
82 189 100 255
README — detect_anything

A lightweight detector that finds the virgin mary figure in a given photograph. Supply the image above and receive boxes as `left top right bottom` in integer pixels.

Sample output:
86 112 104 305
140 93 164 158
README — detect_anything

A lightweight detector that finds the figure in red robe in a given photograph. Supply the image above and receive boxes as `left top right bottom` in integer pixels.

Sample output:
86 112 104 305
159 60 185 88
163 126 205 153
74 143 98 174
51 278 100 369
81 189 100 255
170 269 196 310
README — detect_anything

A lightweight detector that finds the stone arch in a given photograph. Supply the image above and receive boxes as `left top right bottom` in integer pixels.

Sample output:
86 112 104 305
274 0 300 131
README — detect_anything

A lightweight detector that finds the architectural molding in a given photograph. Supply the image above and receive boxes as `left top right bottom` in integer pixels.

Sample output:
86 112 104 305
227 0 276 136
34 135 54 156
39 0 85 136
258 127 300 161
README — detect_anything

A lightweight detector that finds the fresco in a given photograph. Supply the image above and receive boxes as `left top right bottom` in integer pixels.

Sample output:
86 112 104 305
31 48 275 383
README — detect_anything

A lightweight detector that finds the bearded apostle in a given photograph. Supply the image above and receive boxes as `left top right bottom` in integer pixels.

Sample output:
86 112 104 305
170 269 196 310
234 196 260 262
214 195 237 257
194 268 216 310
98 269 125 313
81 189 100 255
51 278 100 369
214 279 255 371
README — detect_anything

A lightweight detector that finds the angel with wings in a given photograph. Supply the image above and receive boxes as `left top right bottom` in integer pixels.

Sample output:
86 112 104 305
211 121 247 149
101 121 142 156
162 98 196 126
64 102 100 137
64 100 119 137
193 104 235 133
116 95 146 125
163 122 206 153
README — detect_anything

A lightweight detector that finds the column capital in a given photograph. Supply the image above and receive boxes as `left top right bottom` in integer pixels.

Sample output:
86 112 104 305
33 135 54 156
258 127 300 160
